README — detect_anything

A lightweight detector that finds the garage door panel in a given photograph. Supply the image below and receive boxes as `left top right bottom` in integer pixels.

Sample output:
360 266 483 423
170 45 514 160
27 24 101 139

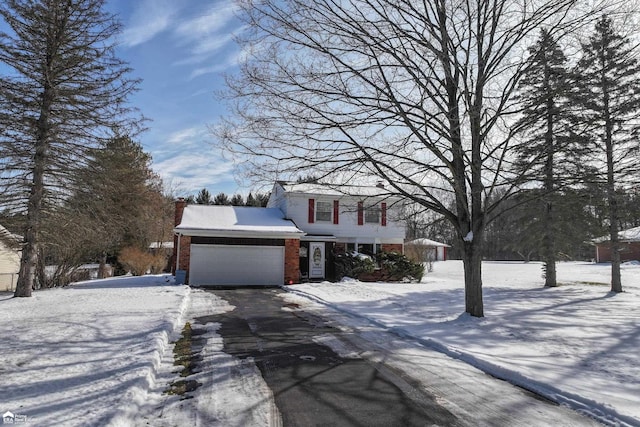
189 244 284 286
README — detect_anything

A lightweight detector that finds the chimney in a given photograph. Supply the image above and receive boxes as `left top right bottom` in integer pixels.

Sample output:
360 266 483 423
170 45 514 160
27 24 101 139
174 197 187 226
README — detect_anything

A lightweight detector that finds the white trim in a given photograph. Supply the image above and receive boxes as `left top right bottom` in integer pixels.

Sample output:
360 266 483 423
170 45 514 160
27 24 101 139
173 228 304 239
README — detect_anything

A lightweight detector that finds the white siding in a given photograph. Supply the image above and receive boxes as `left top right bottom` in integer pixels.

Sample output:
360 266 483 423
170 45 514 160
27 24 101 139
266 183 288 216
0 243 20 292
286 193 404 243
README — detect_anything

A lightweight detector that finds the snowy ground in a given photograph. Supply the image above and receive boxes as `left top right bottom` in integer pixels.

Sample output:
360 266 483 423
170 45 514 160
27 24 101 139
282 261 640 427
0 275 277 427
0 262 638 426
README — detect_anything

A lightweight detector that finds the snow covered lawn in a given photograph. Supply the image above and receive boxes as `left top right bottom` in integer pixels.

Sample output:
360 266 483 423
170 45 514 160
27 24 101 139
283 261 640 426
1 262 637 426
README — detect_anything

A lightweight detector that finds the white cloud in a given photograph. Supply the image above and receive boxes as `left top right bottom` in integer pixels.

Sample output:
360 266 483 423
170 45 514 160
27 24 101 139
166 126 205 145
174 1 239 42
189 47 248 79
172 1 242 65
121 0 180 47
153 152 234 194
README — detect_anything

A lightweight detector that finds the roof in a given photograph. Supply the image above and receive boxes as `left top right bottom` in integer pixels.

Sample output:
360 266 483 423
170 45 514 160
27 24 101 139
406 238 450 247
174 205 304 238
277 182 390 198
593 226 640 244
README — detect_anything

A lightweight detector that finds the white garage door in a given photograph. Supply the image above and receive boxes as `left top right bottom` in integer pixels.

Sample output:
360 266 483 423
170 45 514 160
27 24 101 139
189 244 284 286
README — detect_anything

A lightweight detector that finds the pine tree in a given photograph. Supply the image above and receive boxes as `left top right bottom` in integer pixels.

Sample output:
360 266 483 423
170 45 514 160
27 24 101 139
573 16 640 293
513 30 585 287
62 136 166 280
0 0 140 296
213 193 231 205
195 188 213 205
230 194 244 206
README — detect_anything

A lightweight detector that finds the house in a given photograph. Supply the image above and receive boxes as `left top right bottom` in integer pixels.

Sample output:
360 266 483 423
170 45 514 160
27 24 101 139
172 181 406 286
0 224 21 292
592 226 640 263
173 202 304 286
405 238 450 262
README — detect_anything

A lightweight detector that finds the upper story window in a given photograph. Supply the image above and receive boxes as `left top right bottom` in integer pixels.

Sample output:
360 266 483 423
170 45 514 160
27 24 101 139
358 201 387 226
365 207 380 224
316 201 332 222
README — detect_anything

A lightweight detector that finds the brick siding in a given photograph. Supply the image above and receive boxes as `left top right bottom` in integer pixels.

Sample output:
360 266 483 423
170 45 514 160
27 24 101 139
596 242 640 263
382 243 404 254
284 239 300 284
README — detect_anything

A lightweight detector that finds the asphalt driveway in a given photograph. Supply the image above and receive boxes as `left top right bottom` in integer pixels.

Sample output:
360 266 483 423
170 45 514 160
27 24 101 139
198 288 600 427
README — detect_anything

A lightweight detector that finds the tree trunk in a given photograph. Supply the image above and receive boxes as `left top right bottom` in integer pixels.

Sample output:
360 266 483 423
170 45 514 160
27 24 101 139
13 65 53 297
98 252 108 279
543 197 557 287
602 65 622 293
462 238 484 317
543 58 558 288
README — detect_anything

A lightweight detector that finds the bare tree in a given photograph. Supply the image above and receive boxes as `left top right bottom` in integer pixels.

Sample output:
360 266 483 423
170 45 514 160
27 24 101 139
220 0 612 316
0 0 140 296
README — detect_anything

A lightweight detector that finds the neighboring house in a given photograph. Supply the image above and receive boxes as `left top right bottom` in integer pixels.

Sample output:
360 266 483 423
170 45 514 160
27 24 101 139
0 224 21 292
405 238 450 262
592 226 640 263
172 181 406 286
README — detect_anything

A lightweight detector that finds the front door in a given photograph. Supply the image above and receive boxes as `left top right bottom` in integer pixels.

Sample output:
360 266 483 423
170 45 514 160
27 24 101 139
309 242 325 279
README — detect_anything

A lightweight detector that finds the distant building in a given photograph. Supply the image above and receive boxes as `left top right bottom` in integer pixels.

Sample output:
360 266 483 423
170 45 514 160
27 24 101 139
405 238 450 262
592 226 640 263
0 224 21 292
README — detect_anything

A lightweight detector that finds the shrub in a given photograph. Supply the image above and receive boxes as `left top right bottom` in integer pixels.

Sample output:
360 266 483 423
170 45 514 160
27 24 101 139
334 251 376 281
118 246 163 276
376 251 425 282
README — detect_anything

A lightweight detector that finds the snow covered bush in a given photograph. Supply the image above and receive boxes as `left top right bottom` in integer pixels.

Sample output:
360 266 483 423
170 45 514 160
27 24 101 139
375 252 425 282
333 251 376 281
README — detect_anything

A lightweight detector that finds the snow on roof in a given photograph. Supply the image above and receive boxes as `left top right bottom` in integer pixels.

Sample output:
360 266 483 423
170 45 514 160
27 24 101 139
278 182 390 198
592 226 640 244
175 205 304 237
406 238 450 247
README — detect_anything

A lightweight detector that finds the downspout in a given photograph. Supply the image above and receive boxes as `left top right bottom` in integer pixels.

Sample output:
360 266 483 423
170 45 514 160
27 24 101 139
176 233 181 271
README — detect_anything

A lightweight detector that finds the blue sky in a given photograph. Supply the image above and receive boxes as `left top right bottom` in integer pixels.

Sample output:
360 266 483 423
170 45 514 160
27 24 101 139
106 0 246 197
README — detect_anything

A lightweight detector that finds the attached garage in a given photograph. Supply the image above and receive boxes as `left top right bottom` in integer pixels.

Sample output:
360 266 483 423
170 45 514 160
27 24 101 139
189 244 284 286
173 203 304 286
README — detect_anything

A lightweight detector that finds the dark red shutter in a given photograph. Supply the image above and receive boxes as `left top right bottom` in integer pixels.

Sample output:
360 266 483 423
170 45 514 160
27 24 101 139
333 200 339 224
308 199 315 223
357 201 364 225
381 202 387 226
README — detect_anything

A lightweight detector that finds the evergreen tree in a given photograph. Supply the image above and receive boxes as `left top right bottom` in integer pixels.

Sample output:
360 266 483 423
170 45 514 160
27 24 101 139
213 193 231 205
0 0 140 296
572 16 640 292
245 192 257 207
195 188 213 205
512 30 588 287
230 194 244 206
61 136 167 280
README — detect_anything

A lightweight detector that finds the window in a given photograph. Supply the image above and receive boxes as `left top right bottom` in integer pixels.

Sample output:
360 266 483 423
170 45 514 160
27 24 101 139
365 206 380 224
316 201 332 222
